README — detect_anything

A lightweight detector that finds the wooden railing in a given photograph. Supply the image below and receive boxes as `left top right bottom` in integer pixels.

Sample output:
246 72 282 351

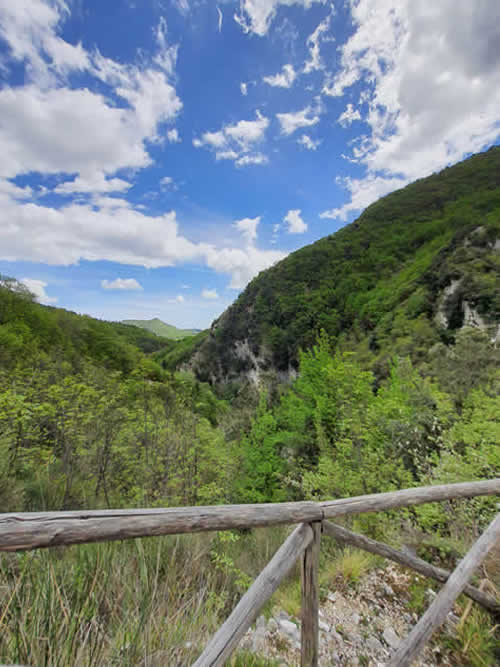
1 479 499 666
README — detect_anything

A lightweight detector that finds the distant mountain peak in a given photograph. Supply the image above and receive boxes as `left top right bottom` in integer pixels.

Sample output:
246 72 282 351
122 318 201 340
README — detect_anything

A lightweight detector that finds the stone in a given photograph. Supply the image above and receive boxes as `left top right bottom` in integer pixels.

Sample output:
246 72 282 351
252 628 266 653
256 615 266 630
351 613 361 625
383 583 394 597
327 592 336 603
382 626 400 649
267 618 278 633
319 619 330 633
277 609 290 621
366 636 384 653
278 618 300 642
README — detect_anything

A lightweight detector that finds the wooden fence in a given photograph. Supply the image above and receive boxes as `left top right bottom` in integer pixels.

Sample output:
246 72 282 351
1 479 499 666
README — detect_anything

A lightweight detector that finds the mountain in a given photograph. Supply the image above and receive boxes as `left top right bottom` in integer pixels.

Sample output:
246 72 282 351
187 147 500 384
122 317 201 340
0 280 172 374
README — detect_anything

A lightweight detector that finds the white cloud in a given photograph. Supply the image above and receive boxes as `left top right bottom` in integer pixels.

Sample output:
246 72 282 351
0 2 182 188
55 173 132 194
298 134 321 150
263 64 296 88
169 294 185 303
205 244 286 288
101 278 143 291
321 0 500 219
167 128 181 143
160 176 177 190
234 216 260 244
194 112 269 166
338 103 361 127
240 82 248 96
236 153 268 167
0 190 285 292
277 105 320 136
284 209 307 233
21 278 57 304
202 288 219 299
234 0 325 37
217 6 223 32
0 0 89 86
304 14 331 73
320 174 408 221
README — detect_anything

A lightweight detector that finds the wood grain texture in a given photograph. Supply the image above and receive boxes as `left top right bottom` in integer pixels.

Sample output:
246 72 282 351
323 521 499 614
0 502 320 552
301 522 321 667
320 479 500 518
192 523 313 667
1 479 498 552
388 512 500 667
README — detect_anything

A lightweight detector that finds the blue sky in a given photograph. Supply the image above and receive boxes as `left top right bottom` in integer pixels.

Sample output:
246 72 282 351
0 1 499 329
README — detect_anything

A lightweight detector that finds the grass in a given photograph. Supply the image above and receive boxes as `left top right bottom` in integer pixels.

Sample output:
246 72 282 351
0 526 298 666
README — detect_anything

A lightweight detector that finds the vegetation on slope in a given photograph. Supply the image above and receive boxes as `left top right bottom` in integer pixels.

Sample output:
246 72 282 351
191 147 500 383
122 317 201 340
0 148 499 665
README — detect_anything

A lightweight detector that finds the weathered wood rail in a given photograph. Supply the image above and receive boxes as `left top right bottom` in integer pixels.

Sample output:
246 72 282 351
1 478 499 666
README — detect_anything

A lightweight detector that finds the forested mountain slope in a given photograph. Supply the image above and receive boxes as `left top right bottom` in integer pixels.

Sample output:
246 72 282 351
188 147 500 385
122 317 201 340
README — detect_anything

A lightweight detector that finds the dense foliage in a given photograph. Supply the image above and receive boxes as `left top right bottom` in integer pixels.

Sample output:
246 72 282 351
0 148 499 665
122 317 201 340
191 147 500 383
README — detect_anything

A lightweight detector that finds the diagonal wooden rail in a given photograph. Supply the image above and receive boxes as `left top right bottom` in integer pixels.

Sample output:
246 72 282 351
0 478 499 667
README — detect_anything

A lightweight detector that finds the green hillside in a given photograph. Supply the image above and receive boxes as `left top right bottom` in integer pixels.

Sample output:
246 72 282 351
190 146 500 384
122 317 201 340
1 151 499 666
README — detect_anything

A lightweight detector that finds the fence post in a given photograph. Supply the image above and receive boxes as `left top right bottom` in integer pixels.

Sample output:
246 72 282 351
301 521 321 666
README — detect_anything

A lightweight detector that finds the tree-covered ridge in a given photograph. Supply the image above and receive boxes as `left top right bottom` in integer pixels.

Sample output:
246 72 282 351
0 276 174 374
191 147 500 383
122 317 201 340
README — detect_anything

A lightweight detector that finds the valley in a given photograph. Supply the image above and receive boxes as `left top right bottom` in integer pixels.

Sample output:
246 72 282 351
0 148 499 665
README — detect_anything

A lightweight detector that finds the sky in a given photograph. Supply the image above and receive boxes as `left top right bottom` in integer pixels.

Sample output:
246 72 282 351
0 0 499 329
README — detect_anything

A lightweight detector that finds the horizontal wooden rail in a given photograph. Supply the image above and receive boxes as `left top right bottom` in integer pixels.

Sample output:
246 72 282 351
323 521 499 614
389 512 500 666
193 523 313 666
1 479 498 551
320 479 500 517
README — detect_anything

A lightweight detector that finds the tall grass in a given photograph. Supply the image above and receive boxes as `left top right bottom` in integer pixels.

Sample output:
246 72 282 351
0 527 293 666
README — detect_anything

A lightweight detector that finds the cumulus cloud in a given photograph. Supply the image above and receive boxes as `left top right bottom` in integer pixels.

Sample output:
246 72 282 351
321 0 500 219
234 0 324 37
167 128 181 143
263 64 297 88
234 216 260 244
277 104 320 136
21 278 58 304
298 134 321 150
320 174 408 221
193 112 269 166
55 173 132 194
101 278 143 290
240 82 248 96
169 294 185 303
0 1 181 186
202 288 219 299
0 191 284 291
284 209 307 233
338 103 361 127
